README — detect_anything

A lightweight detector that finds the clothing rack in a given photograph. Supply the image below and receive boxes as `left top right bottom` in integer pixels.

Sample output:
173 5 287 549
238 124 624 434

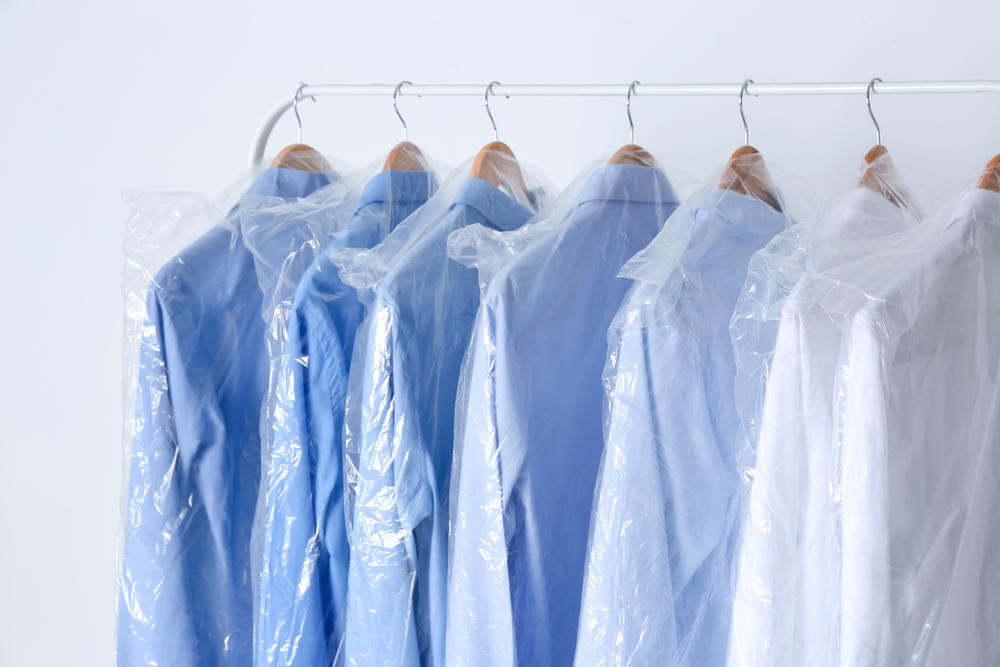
250 80 1000 166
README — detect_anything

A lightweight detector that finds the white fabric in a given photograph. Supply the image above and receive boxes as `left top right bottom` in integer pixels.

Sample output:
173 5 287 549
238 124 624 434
828 189 1000 666
728 171 923 667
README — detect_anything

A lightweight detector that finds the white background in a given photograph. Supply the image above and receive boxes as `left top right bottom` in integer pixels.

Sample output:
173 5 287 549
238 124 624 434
1 1 998 664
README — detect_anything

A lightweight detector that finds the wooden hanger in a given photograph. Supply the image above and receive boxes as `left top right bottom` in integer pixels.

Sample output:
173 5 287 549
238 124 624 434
609 81 654 167
977 154 1000 192
469 83 529 198
470 140 528 194
609 144 655 166
720 146 781 211
270 83 331 173
271 143 331 172
860 144 889 192
383 141 426 171
383 82 427 172
718 81 781 210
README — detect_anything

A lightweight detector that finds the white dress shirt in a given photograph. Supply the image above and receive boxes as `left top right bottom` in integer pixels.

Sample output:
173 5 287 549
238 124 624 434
728 168 923 667
829 189 1000 666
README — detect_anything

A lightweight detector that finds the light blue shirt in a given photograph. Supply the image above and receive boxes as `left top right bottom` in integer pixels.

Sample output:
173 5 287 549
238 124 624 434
575 189 787 667
118 167 333 667
258 171 437 667
347 177 537 667
447 165 679 667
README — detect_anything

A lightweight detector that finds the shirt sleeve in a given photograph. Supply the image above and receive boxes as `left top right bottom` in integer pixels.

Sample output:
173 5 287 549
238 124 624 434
575 314 677 667
345 297 422 667
117 288 198 667
728 313 806 667
445 302 515 667
838 315 892 665
258 299 350 667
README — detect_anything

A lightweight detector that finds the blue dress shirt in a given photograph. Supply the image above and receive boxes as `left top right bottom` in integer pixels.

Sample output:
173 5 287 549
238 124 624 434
258 171 437 667
346 177 538 667
118 167 333 667
575 189 787 667
446 165 679 667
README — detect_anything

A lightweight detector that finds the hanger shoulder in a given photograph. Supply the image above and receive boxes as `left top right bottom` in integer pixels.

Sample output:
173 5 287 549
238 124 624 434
383 141 426 171
977 154 1000 192
719 145 781 211
608 144 654 166
864 144 889 165
471 141 514 177
860 144 890 193
270 144 330 172
470 141 526 193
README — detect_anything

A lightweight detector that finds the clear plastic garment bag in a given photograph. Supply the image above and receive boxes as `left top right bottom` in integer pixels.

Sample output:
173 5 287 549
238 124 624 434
335 152 554 667
240 151 449 667
574 154 818 667
809 181 999 667
726 151 951 667
816 185 1000 667
446 155 682 667
118 151 346 667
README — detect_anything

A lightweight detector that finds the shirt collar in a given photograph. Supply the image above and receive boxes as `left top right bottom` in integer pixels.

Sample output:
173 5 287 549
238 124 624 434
577 164 679 206
451 176 533 232
355 170 439 211
246 167 336 199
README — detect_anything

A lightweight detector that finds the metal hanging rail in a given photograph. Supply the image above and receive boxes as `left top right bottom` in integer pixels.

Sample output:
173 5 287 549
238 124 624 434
250 80 1000 166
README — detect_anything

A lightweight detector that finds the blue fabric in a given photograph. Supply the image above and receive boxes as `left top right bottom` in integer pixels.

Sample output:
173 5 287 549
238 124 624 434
448 165 680 667
576 189 787 667
258 171 437 667
346 177 535 667
118 168 333 667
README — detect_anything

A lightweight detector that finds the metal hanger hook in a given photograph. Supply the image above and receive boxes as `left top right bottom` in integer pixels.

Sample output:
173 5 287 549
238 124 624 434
867 77 883 146
739 79 754 147
626 80 640 144
292 82 316 144
484 81 501 141
393 81 412 142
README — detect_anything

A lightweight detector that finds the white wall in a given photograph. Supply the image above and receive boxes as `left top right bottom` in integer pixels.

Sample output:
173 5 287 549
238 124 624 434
1 1 997 664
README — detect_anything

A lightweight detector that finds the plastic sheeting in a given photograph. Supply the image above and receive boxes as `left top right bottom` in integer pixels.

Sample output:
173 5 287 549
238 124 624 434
118 151 346 667
446 155 682 667
336 152 554 667
240 150 449 667
574 154 817 667
727 152 1000 666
